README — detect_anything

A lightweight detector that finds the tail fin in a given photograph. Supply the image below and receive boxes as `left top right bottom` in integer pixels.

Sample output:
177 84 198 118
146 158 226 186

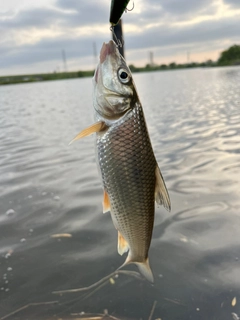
136 258 154 283
118 256 154 283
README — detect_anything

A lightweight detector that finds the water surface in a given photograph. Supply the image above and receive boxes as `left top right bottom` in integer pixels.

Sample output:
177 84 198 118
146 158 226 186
0 66 240 320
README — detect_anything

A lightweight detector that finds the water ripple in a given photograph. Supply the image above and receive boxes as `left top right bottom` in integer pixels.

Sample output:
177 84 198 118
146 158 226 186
1 68 240 319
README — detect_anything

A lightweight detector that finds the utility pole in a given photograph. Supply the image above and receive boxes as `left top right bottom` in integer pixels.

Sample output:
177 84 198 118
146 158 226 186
62 49 67 72
187 51 190 64
149 51 154 66
93 42 98 68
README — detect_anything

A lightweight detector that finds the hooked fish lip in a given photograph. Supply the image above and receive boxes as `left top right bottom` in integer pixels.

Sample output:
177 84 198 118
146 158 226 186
100 40 116 63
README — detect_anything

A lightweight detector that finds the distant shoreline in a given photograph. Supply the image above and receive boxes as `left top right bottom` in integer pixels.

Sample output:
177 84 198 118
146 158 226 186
0 70 94 86
1 62 239 86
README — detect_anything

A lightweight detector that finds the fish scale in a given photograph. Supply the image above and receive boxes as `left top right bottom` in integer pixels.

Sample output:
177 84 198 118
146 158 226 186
97 103 156 261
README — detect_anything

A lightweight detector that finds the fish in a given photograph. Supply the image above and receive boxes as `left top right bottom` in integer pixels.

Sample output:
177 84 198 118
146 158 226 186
71 40 171 282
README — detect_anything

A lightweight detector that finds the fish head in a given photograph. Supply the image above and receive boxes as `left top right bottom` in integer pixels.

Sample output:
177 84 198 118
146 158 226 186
93 40 137 120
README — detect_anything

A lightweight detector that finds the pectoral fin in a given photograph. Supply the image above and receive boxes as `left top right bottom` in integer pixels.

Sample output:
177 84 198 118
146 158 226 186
118 231 129 255
155 165 171 211
69 121 106 145
103 190 111 213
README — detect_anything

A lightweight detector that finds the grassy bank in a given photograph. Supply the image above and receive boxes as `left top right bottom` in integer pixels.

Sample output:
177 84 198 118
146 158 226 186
0 70 94 86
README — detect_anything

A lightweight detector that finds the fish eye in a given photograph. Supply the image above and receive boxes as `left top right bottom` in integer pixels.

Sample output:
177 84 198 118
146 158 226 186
118 68 131 84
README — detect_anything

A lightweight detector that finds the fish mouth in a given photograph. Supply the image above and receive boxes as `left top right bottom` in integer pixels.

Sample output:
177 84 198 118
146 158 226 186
100 40 116 63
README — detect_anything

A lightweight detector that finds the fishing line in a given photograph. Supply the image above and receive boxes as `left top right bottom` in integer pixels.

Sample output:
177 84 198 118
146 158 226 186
110 26 123 48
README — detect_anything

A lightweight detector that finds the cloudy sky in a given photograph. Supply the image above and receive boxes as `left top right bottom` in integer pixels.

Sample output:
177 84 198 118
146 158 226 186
0 0 240 76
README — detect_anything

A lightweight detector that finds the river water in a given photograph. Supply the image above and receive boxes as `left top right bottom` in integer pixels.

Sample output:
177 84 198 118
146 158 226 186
0 66 240 320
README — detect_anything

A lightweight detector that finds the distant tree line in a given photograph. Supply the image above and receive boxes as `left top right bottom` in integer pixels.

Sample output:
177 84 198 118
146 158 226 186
218 44 240 66
129 44 240 73
0 45 240 85
129 59 215 73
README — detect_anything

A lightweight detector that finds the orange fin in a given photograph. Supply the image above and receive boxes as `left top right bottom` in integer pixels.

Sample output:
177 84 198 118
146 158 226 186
118 231 129 255
69 121 106 145
155 165 171 211
103 190 111 213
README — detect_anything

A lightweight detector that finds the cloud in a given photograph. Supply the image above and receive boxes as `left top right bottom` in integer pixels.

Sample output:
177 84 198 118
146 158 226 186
223 0 240 8
0 0 240 75
0 6 107 31
0 34 108 69
124 15 240 52
0 8 65 30
0 0 110 72
1 12 239 71
157 0 214 15
0 0 111 34
0 0 218 34
56 0 109 26
122 0 219 25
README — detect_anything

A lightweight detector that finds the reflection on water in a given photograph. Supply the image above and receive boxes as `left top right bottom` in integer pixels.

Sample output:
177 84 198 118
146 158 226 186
0 66 240 320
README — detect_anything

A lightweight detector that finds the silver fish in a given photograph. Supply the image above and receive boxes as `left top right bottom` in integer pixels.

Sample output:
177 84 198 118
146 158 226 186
71 40 171 282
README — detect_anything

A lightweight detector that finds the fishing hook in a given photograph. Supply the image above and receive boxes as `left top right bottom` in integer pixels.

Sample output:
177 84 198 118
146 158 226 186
126 0 134 12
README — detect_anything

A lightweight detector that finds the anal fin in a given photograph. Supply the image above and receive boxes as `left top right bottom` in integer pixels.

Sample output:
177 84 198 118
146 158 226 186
118 231 129 255
155 165 171 211
103 190 111 213
69 121 106 145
